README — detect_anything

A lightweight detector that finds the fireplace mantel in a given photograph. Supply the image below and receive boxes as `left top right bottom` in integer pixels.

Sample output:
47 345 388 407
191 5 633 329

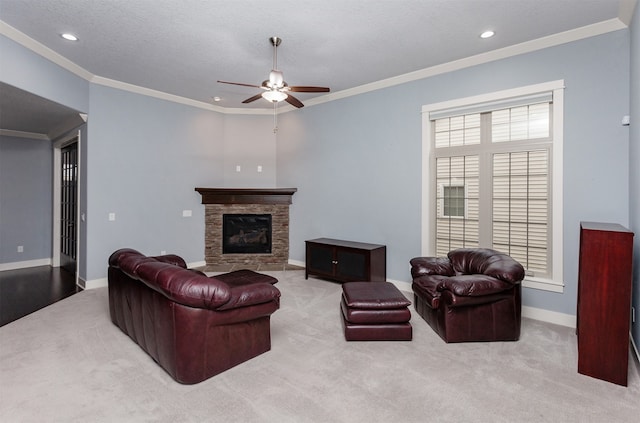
195 188 297 205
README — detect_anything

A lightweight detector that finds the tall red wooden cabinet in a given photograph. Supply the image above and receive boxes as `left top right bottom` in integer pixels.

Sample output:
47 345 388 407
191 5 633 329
577 222 634 386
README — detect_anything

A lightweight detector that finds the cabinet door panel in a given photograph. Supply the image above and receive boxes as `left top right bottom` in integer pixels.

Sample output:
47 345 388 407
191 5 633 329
308 244 334 275
336 250 367 280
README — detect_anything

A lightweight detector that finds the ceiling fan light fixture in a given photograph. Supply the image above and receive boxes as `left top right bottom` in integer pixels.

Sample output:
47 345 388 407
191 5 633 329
269 70 284 88
262 90 288 103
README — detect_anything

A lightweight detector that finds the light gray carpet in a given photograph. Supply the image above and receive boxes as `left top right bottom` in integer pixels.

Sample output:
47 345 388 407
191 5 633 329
1 270 638 422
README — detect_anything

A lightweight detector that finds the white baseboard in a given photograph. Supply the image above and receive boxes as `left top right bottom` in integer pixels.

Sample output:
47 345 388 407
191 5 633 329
388 279 412 294
188 260 206 269
81 277 107 289
522 305 576 328
0 258 52 271
288 259 305 268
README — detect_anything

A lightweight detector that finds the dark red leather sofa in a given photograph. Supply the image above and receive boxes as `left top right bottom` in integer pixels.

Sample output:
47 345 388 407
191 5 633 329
108 248 281 384
410 248 524 343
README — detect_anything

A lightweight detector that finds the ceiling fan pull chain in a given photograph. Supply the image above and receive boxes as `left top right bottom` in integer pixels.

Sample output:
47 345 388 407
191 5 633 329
273 102 279 133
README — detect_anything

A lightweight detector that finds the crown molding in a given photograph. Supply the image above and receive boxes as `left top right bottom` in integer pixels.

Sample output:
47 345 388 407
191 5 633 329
303 18 628 109
90 75 222 111
1 17 630 114
0 129 49 140
0 21 94 81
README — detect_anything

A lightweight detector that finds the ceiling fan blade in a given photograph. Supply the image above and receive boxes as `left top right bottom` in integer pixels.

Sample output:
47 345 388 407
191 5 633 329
288 86 330 93
242 93 264 104
217 80 262 89
285 94 304 108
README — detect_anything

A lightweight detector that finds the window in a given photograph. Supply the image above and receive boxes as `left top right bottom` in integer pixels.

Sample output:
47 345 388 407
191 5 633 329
443 185 465 217
422 81 564 292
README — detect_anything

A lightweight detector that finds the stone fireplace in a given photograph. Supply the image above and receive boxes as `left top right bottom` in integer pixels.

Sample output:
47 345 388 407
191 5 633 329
195 188 297 270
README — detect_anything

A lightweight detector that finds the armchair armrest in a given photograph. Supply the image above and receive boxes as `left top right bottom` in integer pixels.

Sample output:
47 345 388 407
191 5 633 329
410 257 454 278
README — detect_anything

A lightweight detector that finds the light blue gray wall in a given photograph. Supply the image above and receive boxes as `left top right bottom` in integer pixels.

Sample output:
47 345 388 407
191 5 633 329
629 3 639 353
84 84 225 280
82 87 280 281
277 30 631 317
222 113 277 187
0 136 53 263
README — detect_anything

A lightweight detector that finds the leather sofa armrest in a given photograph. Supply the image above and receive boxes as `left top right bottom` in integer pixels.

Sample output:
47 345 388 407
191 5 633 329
437 274 515 296
150 254 187 269
216 283 281 311
410 257 454 278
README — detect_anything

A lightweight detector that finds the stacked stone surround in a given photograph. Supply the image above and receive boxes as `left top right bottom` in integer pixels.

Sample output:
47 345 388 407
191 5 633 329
205 204 290 266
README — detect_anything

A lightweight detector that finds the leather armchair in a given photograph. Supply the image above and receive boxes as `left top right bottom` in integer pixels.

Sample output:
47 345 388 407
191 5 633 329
410 248 524 343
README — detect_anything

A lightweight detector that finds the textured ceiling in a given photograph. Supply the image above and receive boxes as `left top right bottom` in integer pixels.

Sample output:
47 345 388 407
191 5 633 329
0 0 632 136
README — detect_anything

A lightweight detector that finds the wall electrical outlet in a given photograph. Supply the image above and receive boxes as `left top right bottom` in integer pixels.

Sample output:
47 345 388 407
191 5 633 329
257 165 263 173
235 165 241 172
182 209 192 217
108 212 116 221
17 246 24 253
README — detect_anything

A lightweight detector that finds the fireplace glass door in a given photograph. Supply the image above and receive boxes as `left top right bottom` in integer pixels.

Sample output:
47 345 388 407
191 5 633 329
223 214 272 254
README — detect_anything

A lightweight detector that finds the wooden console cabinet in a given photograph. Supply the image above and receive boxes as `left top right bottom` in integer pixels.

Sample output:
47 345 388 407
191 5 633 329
305 238 386 283
577 222 634 386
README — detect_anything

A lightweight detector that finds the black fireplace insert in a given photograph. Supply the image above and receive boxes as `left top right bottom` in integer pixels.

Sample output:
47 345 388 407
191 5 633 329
222 214 272 254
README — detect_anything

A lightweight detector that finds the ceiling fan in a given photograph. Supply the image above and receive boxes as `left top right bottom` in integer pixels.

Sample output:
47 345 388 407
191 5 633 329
217 37 330 108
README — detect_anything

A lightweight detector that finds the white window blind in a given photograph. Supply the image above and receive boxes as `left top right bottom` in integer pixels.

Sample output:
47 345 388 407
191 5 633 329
432 99 552 278
435 155 479 257
492 150 549 275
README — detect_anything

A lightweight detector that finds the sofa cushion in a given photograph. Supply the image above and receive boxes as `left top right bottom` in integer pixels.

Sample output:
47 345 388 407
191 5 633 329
436 274 514 296
342 282 411 309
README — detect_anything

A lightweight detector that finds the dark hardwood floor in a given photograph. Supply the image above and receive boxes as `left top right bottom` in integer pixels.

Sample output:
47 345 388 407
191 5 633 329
0 266 81 327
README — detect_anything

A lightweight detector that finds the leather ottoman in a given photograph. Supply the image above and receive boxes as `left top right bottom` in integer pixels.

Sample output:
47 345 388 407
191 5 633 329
340 282 412 341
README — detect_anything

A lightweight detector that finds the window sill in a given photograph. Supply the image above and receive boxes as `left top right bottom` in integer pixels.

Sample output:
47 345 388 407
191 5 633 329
522 276 564 293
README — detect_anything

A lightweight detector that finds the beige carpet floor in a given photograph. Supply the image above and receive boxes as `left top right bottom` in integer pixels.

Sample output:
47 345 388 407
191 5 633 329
1 270 639 422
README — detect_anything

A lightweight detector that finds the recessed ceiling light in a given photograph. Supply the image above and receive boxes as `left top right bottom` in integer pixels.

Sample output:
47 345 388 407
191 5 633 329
61 33 78 41
212 96 221 102
480 30 495 39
